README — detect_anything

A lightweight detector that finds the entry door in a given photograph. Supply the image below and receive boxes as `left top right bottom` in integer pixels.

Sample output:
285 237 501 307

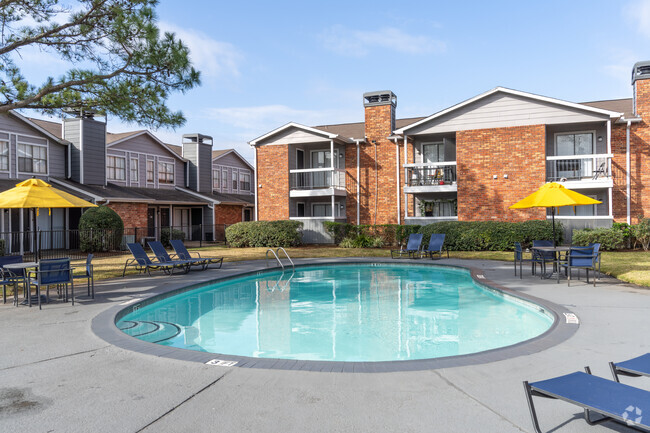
173 208 191 239
243 208 252 222
147 208 156 237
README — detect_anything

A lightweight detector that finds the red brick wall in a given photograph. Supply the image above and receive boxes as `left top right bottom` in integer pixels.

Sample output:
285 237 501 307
256 145 289 220
106 202 148 228
360 104 400 224
612 79 650 224
345 144 359 224
215 204 243 225
456 125 547 221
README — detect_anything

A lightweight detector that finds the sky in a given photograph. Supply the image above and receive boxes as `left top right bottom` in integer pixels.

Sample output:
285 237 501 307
15 0 650 163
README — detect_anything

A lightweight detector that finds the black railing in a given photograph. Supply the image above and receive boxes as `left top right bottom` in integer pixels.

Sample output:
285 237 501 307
0 224 230 261
407 165 457 186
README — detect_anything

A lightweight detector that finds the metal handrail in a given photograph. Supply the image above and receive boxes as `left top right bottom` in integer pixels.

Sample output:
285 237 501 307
276 247 295 269
265 249 284 270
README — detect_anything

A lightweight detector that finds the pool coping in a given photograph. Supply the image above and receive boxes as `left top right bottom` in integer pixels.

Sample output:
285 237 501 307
91 258 579 373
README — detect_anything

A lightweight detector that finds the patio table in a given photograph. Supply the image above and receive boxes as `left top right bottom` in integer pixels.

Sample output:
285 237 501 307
5 262 38 306
531 246 571 282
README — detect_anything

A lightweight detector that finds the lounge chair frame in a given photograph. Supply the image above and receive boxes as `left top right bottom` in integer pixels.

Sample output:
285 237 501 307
170 239 223 270
422 234 449 259
391 234 423 259
610 353 650 383
523 367 650 433
148 241 192 274
123 243 176 277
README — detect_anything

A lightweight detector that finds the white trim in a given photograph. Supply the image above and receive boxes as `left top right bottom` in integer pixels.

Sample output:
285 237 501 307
196 141 200 191
130 155 139 186
157 159 174 186
290 167 344 173
16 139 49 176
106 155 127 181
553 130 597 156
394 87 623 134
0 137 10 173
546 153 612 161
551 215 612 220
403 161 457 168
212 148 255 171
249 122 354 146
253 148 257 220
107 130 187 162
8 112 69 145
174 186 221 205
107 148 175 162
49 178 104 202
626 121 632 225
79 117 84 183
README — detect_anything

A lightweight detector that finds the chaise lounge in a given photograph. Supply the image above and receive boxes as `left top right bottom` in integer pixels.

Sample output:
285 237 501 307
610 353 650 383
123 243 177 277
523 367 650 432
390 233 423 259
170 239 223 270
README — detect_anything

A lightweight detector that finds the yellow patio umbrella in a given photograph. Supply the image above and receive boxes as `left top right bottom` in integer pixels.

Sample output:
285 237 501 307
509 182 601 246
0 178 97 259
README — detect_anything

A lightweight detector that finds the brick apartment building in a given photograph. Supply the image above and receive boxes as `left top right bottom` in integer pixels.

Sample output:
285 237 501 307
0 112 253 253
251 61 650 243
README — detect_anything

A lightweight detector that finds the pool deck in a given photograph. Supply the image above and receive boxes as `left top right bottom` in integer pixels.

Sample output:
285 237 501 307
1 257 649 432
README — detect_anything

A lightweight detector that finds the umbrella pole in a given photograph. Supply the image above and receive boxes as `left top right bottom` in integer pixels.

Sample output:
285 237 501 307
552 207 556 248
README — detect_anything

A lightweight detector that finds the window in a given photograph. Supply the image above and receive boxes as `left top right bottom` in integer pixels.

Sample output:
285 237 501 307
222 169 228 191
556 133 593 156
0 140 8 171
232 171 238 191
422 142 444 163
240 173 251 191
130 157 139 183
107 156 126 180
558 195 598 216
419 199 457 217
312 203 332 217
158 162 174 184
18 143 47 173
213 169 220 189
146 160 154 182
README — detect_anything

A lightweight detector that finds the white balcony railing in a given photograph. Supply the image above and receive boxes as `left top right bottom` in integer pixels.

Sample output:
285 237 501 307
404 162 457 186
289 168 346 190
546 154 612 182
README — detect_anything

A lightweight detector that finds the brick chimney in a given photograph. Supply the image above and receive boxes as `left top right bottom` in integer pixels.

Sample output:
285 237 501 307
361 91 399 225
632 61 650 118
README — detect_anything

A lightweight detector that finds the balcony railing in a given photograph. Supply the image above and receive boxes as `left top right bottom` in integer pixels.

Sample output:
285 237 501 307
546 154 612 182
289 168 346 190
404 162 457 186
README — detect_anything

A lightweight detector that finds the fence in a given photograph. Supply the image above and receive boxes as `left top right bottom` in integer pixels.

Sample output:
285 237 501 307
0 224 230 261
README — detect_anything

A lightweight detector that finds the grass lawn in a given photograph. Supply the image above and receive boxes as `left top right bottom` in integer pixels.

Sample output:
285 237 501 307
72 245 650 288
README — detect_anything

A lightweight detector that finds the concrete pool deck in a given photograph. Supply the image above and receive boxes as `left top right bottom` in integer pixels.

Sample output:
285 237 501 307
1 257 649 432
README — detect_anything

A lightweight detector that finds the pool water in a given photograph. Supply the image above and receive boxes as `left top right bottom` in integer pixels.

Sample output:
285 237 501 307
117 264 553 362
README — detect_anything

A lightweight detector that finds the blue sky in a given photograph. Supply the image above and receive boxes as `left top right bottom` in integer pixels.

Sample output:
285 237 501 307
19 0 650 162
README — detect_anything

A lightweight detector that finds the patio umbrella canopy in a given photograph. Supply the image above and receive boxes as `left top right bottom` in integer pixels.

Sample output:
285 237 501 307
509 182 601 246
0 178 97 258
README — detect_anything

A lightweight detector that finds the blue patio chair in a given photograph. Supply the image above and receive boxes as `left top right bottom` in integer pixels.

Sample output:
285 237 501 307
561 245 598 286
609 353 650 384
30 258 74 310
391 233 423 259
422 234 448 259
588 242 602 279
524 367 650 433
532 240 556 276
0 255 24 305
170 239 223 270
148 241 191 274
72 253 94 299
514 242 537 278
123 243 175 277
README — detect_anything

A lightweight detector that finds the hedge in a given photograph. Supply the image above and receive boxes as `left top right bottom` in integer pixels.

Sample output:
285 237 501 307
323 222 420 247
78 206 124 252
161 228 186 248
226 220 303 248
418 220 562 251
571 228 625 251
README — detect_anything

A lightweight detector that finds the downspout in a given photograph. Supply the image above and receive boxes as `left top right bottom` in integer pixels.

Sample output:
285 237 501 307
373 140 378 226
404 134 408 221
392 136 401 225
253 144 258 221
626 120 631 226
355 139 362 225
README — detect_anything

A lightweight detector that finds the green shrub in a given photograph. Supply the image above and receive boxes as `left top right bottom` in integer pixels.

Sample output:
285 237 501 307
339 233 384 248
323 222 420 247
571 228 625 250
323 222 356 244
78 206 124 252
226 220 303 247
161 228 186 248
418 220 562 251
632 218 650 251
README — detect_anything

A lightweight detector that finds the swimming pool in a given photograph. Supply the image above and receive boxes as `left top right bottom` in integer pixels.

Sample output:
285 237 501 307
116 263 554 363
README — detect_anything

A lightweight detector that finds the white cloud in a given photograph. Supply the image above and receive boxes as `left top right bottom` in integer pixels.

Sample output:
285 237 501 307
625 0 650 38
321 25 446 57
159 22 243 79
206 105 336 132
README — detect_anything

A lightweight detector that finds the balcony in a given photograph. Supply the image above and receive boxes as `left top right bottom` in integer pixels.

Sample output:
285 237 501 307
404 162 457 193
546 154 613 189
289 168 346 197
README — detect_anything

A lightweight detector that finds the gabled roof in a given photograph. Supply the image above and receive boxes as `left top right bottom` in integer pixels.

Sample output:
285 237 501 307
581 98 634 118
394 87 625 134
211 148 254 171
13 113 68 144
315 117 425 141
249 122 355 146
107 130 186 162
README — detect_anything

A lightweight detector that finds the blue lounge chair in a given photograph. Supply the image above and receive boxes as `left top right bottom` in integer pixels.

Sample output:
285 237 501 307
390 233 423 259
148 241 191 274
422 234 448 259
561 245 598 286
524 368 650 432
610 353 650 383
170 239 223 270
123 243 175 277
